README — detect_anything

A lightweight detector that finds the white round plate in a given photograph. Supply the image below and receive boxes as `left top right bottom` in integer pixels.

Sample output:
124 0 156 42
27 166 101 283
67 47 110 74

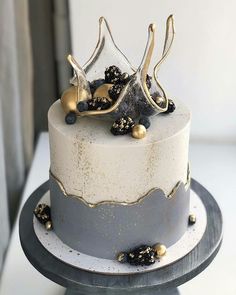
33 190 206 275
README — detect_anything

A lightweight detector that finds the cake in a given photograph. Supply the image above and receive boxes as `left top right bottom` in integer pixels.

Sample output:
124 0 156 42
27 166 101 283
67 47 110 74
35 16 192 266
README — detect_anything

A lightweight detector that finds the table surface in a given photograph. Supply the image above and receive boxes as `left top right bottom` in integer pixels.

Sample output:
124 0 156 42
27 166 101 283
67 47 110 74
0 133 235 295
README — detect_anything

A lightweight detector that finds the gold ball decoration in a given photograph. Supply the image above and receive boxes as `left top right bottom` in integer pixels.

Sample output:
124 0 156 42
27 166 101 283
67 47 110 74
61 86 78 114
117 252 126 263
78 87 91 102
61 86 91 115
45 221 52 231
132 124 147 139
156 96 165 105
93 83 113 100
153 243 167 258
189 214 196 224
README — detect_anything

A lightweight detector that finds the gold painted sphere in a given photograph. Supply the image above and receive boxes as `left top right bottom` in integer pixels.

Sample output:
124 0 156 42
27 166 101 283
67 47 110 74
78 87 91 102
132 124 147 139
156 96 165 105
61 86 78 113
153 243 167 258
189 214 196 224
45 221 52 231
93 83 113 100
117 252 126 263
61 86 91 114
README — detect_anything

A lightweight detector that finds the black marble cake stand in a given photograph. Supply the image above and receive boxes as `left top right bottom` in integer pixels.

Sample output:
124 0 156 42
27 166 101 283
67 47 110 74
19 179 223 295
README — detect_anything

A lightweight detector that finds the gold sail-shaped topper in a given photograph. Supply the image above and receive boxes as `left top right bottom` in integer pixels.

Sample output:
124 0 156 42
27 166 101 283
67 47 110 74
61 16 176 138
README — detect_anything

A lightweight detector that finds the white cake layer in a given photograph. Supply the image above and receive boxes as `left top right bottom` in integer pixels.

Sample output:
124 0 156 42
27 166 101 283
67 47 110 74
48 99 191 204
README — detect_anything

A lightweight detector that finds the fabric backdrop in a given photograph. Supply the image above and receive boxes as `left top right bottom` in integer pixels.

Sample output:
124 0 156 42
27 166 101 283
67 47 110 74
0 0 33 272
0 107 9 274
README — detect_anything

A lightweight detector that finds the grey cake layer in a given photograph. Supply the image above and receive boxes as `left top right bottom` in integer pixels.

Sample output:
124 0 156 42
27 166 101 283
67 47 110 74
50 176 190 259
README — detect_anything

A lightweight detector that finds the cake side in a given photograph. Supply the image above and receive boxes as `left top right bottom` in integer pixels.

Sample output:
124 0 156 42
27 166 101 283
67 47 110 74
50 177 190 259
48 99 191 205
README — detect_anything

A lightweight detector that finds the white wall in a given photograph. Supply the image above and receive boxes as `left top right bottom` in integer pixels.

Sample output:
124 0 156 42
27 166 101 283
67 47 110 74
69 0 236 142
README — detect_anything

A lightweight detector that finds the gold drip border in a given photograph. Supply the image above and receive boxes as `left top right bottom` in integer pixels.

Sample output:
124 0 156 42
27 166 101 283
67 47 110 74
50 164 190 208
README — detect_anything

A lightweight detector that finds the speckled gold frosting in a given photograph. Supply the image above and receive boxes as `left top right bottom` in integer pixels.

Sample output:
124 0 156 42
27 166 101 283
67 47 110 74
48 99 191 205
49 164 190 207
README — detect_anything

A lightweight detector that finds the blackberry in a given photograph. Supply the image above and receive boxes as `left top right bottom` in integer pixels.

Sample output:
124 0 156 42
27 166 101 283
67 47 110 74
34 204 51 225
110 116 135 135
127 245 156 266
119 72 130 84
89 79 105 95
139 117 151 129
164 99 176 114
77 101 88 112
146 74 152 89
105 65 122 84
108 83 124 101
87 97 111 111
65 112 77 124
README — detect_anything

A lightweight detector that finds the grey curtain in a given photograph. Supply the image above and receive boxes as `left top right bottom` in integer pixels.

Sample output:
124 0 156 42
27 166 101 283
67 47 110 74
28 0 72 135
0 0 71 274
0 0 33 271
0 107 9 273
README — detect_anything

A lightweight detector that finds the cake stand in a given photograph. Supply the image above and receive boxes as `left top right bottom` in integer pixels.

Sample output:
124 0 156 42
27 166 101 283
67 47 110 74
19 179 223 295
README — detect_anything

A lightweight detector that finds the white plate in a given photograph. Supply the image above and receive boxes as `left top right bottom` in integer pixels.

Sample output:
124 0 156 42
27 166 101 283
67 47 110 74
33 190 206 275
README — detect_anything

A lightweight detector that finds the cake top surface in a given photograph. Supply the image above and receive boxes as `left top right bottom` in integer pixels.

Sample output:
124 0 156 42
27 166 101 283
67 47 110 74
49 99 190 146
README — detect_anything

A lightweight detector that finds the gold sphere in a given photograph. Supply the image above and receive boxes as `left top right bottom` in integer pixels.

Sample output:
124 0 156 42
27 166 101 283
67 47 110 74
45 221 52 231
93 83 113 100
117 252 126 263
78 87 91 102
61 86 91 115
61 86 78 113
189 214 196 224
132 124 147 139
153 243 167 258
156 96 165 105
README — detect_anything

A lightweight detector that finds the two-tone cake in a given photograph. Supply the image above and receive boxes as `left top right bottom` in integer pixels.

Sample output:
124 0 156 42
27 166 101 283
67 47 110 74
35 15 192 266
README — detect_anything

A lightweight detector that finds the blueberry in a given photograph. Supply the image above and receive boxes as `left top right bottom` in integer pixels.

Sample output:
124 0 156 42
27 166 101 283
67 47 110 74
139 117 151 129
164 99 176 114
65 112 77 124
77 101 88 112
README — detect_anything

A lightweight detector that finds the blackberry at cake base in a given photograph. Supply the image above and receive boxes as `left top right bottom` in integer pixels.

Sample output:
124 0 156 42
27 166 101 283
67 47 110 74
19 15 223 295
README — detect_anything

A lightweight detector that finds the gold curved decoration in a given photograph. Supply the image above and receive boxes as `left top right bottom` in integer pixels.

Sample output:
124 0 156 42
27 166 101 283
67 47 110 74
139 24 155 80
168 163 191 199
67 16 136 117
62 15 175 118
83 17 136 74
74 80 132 117
67 54 91 106
50 164 190 208
138 23 168 113
153 15 175 103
